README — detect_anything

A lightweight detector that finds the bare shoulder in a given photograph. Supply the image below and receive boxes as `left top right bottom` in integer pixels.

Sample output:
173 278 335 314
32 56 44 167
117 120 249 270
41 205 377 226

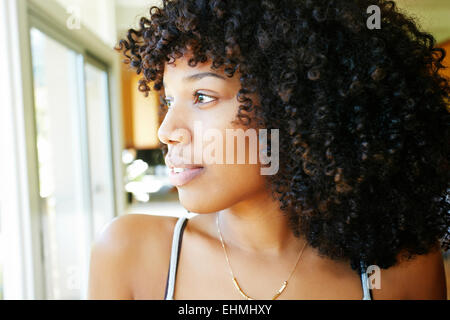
88 213 179 299
371 243 447 300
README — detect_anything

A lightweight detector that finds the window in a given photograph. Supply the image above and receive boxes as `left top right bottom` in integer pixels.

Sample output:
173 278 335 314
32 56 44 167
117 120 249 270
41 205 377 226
29 27 116 299
84 63 116 239
0 0 122 299
30 28 90 299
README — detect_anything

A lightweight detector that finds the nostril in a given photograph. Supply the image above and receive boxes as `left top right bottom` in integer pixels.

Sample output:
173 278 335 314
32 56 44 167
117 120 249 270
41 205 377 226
171 128 191 145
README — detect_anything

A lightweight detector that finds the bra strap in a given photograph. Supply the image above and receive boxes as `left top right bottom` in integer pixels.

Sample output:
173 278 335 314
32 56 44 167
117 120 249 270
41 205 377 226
360 260 372 300
164 215 188 300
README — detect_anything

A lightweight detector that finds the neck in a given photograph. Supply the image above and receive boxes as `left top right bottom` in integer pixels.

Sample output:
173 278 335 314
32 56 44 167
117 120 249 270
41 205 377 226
216 190 305 256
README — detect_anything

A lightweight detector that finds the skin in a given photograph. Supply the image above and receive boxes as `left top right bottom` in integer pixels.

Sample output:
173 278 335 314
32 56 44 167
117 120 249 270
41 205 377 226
88 52 447 300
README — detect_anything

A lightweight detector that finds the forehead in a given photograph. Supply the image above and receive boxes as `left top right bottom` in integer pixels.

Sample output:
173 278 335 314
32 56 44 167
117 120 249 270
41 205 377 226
164 58 214 81
162 52 238 85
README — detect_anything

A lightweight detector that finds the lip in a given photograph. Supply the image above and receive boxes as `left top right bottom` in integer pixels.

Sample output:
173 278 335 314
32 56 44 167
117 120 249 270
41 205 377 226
168 167 205 186
165 155 204 169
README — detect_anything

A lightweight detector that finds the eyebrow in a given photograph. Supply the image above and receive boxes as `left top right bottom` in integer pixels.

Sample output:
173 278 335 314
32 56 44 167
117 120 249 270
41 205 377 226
163 72 227 89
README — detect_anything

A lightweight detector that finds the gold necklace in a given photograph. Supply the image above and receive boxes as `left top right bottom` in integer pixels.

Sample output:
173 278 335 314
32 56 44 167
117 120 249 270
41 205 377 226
216 212 308 300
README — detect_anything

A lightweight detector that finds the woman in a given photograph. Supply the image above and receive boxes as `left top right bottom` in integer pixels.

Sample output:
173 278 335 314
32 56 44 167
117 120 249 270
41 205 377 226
88 0 449 299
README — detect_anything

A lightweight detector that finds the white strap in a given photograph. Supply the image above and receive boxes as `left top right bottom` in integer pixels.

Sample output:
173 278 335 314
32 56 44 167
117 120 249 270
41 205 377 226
165 215 188 300
360 261 372 300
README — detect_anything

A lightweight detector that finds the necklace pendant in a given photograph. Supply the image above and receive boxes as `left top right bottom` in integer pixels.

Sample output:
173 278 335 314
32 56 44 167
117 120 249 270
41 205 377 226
272 281 288 300
232 277 255 300
217 214 306 302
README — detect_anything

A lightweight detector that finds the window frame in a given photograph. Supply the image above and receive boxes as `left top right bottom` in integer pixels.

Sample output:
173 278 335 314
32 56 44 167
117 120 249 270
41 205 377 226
0 0 125 299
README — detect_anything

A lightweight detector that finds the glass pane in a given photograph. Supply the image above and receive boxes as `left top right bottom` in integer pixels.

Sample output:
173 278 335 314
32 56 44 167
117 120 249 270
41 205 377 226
84 63 115 238
30 28 90 299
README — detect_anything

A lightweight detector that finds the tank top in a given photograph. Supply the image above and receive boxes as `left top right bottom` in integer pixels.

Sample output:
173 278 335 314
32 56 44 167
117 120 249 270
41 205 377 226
163 215 373 300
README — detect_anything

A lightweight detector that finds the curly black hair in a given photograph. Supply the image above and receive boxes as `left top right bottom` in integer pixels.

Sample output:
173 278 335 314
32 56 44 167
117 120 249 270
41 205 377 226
116 0 450 272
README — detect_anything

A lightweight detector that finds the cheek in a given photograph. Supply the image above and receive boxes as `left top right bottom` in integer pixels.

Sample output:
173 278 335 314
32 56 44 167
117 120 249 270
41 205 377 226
177 104 266 213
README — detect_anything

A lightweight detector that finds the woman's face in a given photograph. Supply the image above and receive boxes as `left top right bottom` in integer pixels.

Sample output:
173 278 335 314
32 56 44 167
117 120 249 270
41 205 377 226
158 52 267 213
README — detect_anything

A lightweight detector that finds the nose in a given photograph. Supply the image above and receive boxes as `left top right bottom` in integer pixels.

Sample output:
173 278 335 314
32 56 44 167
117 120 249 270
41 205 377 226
157 110 191 146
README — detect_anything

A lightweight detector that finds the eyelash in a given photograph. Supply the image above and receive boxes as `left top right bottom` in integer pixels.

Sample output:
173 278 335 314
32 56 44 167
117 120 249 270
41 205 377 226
193 92 216 105
164 92 216 108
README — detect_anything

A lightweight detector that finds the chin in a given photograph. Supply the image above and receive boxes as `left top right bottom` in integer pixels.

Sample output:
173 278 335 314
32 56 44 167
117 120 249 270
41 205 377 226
177 185 237 214
178 190 224 214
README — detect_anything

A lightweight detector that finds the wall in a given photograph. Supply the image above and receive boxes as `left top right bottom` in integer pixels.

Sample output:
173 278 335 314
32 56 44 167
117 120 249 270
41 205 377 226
396 0 450 44
121 63 160 150
55 0 117 47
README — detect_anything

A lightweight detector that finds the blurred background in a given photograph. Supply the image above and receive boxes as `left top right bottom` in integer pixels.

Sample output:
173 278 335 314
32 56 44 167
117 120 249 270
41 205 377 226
0 0 448 300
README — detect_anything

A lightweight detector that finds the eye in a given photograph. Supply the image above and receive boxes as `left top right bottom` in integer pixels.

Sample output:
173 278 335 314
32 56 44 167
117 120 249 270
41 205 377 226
193 92 216 105
163 92 216 110
163 97 172 109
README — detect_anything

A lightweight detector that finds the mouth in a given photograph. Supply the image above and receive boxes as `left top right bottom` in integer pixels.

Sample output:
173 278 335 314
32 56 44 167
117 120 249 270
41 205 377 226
168 166 205 187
